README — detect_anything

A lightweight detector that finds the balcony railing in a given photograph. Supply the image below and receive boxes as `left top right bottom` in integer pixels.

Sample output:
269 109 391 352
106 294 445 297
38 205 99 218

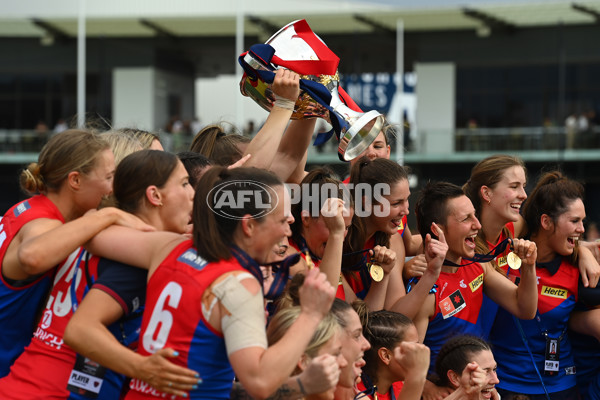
1 126 600 165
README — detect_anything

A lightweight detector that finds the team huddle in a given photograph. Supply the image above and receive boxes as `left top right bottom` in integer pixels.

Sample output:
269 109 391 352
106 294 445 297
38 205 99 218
0 70 599 400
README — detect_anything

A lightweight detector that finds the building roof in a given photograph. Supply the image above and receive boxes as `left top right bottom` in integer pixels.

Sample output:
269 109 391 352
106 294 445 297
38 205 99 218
1 0 600 39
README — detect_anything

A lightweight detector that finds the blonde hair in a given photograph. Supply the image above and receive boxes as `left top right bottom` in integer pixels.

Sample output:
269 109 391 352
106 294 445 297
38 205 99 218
102 131 143 166
20 129 110 195
267 307 339 374
115 128 160 149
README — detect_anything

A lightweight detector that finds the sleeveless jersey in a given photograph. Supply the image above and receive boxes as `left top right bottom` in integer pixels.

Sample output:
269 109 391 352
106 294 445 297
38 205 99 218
68 257 146 400
0 195 64 377
126 241 246 400
491 256 579 395
356 378 403 400
343 237 376 300
479 221 515 338
289 238 345 300
424 260 486 371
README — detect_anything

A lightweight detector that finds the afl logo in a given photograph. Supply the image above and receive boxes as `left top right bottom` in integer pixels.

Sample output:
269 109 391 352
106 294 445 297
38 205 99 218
208 180 278 220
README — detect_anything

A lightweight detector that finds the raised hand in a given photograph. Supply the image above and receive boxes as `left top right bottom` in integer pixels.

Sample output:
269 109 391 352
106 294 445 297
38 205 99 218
403 254 428 279
424 222 448 277
370 245 397 275
321 198 346 236
510 238 537 268
272 69 300 102
459 362 486 396
298 268 336 319
394 341 430 380
298 354 341 395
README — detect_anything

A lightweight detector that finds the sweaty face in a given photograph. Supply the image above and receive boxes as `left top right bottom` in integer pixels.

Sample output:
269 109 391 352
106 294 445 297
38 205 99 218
545 198 585 257
77 148 115 213
365 179 410 236
485 166 527 224
441 195 482 263
157 161 195 234
338 309 371 388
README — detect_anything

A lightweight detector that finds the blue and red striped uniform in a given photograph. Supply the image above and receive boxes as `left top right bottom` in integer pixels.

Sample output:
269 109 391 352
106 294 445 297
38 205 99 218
424 260 486 372
478 222 515 338
491 256 579 395
125 241 246 399
0 195 63 377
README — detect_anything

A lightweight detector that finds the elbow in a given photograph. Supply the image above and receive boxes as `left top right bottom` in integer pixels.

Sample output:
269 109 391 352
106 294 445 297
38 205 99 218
18 247 48 276
243 382 276 400
517 307 537 320
63 321 83 353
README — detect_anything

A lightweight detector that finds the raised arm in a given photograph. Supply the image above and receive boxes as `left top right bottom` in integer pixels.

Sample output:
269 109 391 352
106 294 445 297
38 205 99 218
391 223 447 319
226 268 335 399
271 118 315 183
482 238 538 319
318 198 346 289
242 69 299 172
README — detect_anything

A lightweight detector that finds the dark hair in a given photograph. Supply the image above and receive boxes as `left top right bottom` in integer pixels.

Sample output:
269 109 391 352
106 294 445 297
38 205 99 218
434 335 492 388
113 150 179 213
177 151 212 187
415 181 465 241
189 124 251 166
344 157 408 266
290 167 351 246
522 171 584 262
362 310 414 386
20 129 110 195
193 167 282 262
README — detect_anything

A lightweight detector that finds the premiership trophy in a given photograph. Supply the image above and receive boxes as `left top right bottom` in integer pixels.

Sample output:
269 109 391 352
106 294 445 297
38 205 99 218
239 19 385 161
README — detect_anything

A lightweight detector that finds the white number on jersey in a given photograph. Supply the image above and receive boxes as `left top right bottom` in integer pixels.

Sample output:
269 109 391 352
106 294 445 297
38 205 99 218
142 281 183 353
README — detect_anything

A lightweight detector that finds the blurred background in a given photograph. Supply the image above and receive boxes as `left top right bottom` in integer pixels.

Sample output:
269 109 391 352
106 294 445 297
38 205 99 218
1 0 600 236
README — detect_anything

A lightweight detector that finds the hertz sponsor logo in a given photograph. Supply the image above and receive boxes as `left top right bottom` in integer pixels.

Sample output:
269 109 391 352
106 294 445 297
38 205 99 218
541 286 568 299
469 274 484 292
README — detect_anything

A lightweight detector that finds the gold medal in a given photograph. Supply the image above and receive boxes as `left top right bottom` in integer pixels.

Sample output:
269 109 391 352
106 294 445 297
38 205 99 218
506 252 522 270
369 263 384 282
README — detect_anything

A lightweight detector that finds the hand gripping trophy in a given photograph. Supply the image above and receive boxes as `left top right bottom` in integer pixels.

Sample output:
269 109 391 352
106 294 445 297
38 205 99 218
239 19 385 161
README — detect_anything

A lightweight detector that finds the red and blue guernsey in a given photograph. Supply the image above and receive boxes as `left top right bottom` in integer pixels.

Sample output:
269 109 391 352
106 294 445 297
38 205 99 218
126 241 245 400
424 260 486 371
478 222 515 338
289 238 345 300
490 256 579 395
0 195 64 377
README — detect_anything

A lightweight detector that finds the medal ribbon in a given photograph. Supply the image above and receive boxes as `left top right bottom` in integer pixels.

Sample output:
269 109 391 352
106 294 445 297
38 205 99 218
442 238 512 267
230 245 300 300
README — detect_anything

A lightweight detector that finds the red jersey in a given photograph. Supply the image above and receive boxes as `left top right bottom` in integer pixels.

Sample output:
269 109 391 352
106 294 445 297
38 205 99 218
0 195 64 377
289 238 345 300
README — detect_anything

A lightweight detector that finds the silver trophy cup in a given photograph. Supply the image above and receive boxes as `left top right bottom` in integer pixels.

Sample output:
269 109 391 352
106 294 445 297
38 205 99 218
240 20 384 161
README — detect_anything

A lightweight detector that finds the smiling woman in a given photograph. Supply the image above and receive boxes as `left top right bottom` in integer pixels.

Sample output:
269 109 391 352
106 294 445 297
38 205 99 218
490 171 600 400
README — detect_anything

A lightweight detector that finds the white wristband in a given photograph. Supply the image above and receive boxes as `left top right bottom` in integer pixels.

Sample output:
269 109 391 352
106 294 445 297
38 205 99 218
273 94 296 111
